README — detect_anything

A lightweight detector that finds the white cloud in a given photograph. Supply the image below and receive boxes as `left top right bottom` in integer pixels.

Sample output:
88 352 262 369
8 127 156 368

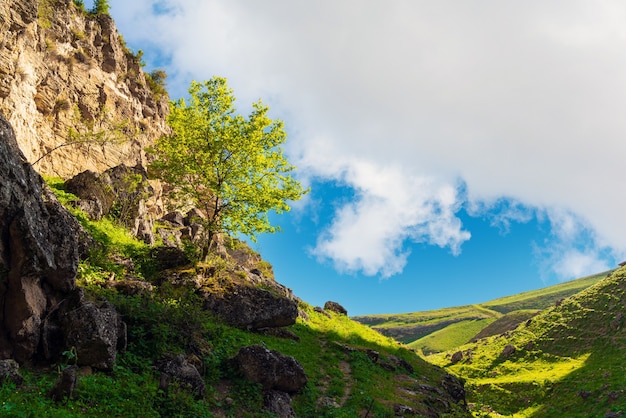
108 0 626 277
304 154 470 277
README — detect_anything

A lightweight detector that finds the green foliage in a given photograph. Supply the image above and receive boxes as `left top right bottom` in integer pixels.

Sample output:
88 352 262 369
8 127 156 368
37 0 53 29
72 0 85 11
145 69 168 99
149 77 307 252
91 0 110 15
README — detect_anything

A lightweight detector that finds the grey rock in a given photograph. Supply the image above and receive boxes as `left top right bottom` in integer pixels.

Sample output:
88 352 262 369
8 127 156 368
264 390 295 417
324 301 347 316
0 359 23 386
157 354 205 399
0 112 81 363
202 285 298 330
234 345 307 393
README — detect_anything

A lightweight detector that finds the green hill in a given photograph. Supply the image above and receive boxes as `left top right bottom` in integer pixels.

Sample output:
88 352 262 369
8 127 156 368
429 267 626 417
353 272 608 355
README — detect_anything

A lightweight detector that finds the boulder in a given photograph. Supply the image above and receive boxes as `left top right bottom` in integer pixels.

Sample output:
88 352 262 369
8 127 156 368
65 164 155 243
324 301 347 316
0 112 82 362
157 354 205 399
42 288 126 370
500 344 516 358
234 345 307 393
0 359 23 386
264 390 295 417
161 211 185 227
50 365 77 403
450 351 463 364
202 285 298 330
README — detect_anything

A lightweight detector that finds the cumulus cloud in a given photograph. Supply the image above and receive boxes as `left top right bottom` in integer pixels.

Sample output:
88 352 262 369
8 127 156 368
299 148 470 277
108 0 626 278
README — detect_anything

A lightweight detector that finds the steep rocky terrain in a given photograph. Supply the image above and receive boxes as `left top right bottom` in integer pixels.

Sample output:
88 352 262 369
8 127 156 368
0 0 169 178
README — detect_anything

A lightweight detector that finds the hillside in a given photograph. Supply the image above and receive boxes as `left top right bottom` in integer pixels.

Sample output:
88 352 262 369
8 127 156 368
0 2 470 415
428 267 626 417
353 272 608 354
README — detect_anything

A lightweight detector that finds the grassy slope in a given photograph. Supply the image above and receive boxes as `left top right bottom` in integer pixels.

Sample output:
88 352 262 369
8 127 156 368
354 273 607 354
6 179 469 417
429 268 626 417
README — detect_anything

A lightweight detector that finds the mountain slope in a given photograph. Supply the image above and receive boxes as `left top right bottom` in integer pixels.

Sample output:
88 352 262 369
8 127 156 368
353 272 609 354
429 268 626 417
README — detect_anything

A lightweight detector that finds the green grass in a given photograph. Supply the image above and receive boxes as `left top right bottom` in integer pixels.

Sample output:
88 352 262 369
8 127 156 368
409 318 496 354
32 177 471 417
428 268 626 417
354 273 606 354
480 272 609 314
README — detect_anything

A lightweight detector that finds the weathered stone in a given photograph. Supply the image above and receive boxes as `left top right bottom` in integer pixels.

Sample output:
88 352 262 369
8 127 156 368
157 354 205 399
314 306 331 318
450 351 463 364
394 404 416 416
234 345 307 393
500 344 516 358
202 285 298 330
324 301 347 316
149 246 190 271
0 0 170 179
58 289 125 370
161 211 185 227
65 170 115 220
106 279 154 296
264 390 295 417
388 355 414 374
0 112 81 363
441 373 466 405
0 359 23 386
50 365 77 403
41 288 125 370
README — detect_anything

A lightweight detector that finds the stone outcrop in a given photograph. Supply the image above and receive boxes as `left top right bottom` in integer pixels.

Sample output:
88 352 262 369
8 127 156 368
0 112 80 362
201 284 298 330
0 113 125 368
0 359 24 386
233 345 308 393
0 0 169 179
324 301 347 316
66 164 161 243
264 390 296 418
157 354 206 399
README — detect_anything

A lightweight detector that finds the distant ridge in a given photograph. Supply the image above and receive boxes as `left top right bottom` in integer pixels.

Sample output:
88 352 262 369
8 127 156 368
353 270 611 354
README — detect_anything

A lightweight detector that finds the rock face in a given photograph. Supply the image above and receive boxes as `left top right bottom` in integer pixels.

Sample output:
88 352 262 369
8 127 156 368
66 164 161 243
202 285 298 330
234 345 308 393
0 113 125 368
0 0 169 179
0 112 80 362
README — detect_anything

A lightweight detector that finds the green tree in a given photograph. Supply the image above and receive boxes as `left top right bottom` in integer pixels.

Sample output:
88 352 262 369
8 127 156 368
91 0 110 15
149 77 306 256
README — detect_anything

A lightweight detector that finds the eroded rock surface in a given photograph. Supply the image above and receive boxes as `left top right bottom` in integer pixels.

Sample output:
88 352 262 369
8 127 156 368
0 0 170 178
234 345 307 393
0 113 125 369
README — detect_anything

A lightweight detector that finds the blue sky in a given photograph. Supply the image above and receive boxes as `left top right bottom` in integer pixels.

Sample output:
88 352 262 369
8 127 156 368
92 1 626 316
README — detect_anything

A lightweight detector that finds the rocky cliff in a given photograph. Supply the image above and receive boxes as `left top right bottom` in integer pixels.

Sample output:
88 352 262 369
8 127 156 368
0 0 169 178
